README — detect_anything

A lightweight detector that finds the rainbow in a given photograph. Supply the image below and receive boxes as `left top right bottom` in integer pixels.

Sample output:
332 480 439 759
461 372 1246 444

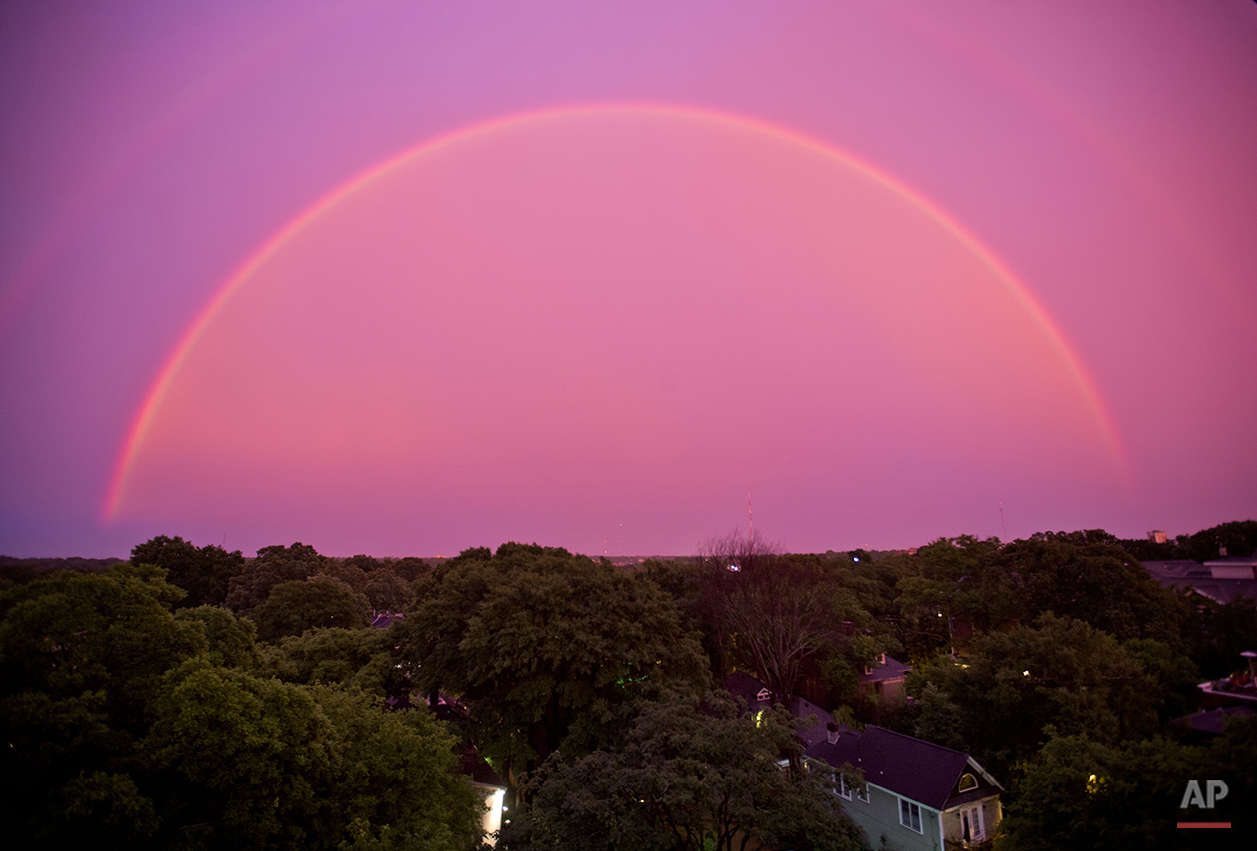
104 102 1127 520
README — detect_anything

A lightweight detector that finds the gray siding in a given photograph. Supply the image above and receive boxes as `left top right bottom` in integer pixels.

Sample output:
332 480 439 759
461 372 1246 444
837 784 941 851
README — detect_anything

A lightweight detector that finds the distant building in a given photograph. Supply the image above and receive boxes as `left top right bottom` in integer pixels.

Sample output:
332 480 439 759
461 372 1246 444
1142 555 1257 606
857 654 912 704
1148 530 1168 544
371 611 405 629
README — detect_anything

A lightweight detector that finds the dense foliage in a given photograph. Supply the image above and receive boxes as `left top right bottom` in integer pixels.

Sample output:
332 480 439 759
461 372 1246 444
0 565 481 849
501 692 864 851
396 543 711 781
4 519 1255 849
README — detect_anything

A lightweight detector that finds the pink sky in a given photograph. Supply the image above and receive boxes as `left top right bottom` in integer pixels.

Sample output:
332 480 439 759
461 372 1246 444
2 1 1255 558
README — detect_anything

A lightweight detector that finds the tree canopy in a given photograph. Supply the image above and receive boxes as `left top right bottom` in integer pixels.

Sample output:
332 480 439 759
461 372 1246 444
225 542 329 615
501 692 864 851
398 543 710 780
0 563 482 849
250 575 369 643
131 535 245 608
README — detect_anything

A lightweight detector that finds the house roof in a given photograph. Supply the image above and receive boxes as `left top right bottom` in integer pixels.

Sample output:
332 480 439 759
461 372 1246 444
858 655 912 684
371 611 405 629
806 724 998 811
1204 555 1257 567
1175 706 1256 737
722 671 835 746
790 694 837 747
1143 561 1257 606
725 670 775 708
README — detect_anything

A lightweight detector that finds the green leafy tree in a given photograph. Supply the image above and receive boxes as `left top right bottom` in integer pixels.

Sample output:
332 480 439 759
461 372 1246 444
911 681 966 751
250 576 369 643
1001 532 1184 643
143 659 336 847
0 565 201 844
343 554 385 574
905 533 1185 647
226 542 329 615
131 535 245 608
260 626 405 696
913 614 1174 778
501 692 864 851
399 544 710 780
0 562 479 850
906 536 1013 636
144 665 482 851
1176 520 1257 562
174 604 261 669
1199 713 1257 828
997 729 1243 851
1180 595 1257 678
323 560 370 592
363 568 416 613
386 556 431 582
314 686 483 851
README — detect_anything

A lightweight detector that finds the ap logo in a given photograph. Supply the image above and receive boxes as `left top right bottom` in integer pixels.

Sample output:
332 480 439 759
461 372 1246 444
1180 779 1228 810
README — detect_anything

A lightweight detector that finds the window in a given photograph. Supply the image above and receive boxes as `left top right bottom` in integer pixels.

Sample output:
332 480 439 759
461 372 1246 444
837 775 852 800
899 798 923 833
958 773 978 792
856 784 870 803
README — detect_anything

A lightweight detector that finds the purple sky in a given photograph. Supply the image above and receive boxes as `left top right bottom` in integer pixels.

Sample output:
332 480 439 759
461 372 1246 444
2 1 1255 558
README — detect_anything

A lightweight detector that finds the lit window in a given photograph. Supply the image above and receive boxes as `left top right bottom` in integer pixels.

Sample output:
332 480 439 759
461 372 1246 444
958 773 978 792
899 798 923 833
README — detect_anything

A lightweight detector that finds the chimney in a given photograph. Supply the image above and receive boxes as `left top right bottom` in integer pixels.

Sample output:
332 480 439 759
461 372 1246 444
827 721 840 744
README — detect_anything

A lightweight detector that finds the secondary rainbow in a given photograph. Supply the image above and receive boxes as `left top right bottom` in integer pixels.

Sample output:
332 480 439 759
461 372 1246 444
104 102 1128 520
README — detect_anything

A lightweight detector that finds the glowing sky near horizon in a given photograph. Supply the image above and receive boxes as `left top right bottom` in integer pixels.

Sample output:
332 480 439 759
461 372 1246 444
2 1 1255 558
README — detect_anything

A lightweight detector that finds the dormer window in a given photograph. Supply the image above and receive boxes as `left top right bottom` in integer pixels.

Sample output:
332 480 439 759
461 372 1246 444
958 773 978 792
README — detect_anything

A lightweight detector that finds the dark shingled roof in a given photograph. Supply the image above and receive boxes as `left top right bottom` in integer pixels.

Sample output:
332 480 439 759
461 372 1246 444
858 655 912 684
725 671 774 708
371 611 405 629
1177 706 1256 737
806 724 974 810
722 672 836 746
1143 560 1257 606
